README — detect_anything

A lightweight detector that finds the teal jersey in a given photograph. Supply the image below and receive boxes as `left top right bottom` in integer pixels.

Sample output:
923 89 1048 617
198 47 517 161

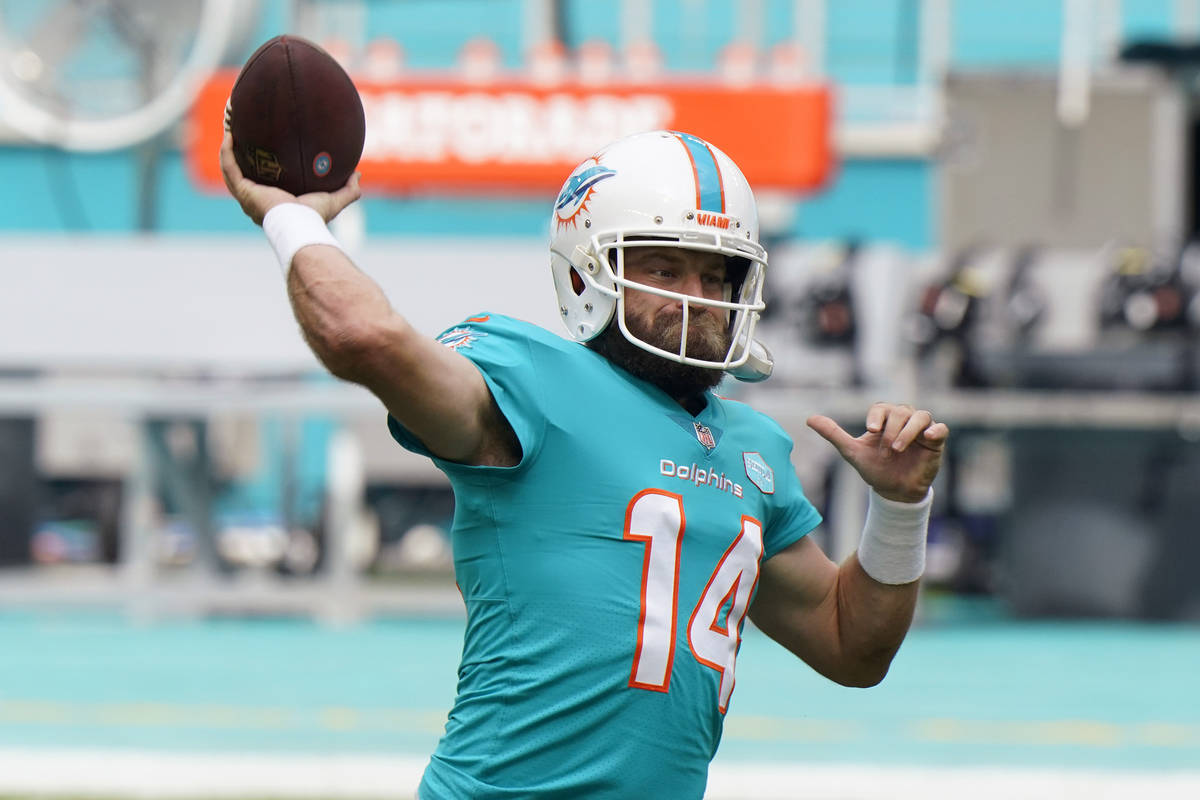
388 314 822 799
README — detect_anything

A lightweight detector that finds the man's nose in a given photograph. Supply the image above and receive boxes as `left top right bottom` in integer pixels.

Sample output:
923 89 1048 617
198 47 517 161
678 272 706 299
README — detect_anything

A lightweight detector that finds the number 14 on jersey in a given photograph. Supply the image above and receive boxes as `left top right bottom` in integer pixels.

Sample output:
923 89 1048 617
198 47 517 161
624 489 764 713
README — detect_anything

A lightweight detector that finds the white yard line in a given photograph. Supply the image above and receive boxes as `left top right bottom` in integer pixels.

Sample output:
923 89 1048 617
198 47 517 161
0 749 1198 799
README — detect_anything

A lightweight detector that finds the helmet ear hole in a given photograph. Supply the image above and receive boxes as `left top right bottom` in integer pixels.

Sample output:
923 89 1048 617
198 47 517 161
570 269 586 296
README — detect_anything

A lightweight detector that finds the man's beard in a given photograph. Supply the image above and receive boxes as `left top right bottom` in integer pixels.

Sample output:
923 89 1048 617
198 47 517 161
589 308 731 400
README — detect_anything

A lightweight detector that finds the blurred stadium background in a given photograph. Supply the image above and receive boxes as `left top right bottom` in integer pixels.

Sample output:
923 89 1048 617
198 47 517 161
0 0 1199 797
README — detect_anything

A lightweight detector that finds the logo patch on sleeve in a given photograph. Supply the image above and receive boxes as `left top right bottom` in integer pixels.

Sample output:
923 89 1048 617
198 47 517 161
437 326 487 351
742 452 775 494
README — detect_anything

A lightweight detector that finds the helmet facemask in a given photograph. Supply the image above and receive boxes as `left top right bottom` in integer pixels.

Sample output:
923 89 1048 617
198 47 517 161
595 233 766 374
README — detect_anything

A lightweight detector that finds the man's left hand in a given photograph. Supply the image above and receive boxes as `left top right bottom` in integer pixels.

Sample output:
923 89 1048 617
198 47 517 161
807 403 949 503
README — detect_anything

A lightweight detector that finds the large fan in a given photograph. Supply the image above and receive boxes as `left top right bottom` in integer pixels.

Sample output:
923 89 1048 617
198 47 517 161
0 0 242 151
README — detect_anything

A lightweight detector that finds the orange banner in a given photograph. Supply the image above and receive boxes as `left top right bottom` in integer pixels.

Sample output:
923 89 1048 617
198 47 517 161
186 70 833 195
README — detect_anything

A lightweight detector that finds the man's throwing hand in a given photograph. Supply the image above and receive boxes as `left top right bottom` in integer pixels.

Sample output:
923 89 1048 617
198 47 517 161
807 403 949 503
219 129 361 227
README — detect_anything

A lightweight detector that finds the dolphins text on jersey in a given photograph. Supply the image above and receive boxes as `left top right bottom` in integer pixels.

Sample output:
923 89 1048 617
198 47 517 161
658 458 744 497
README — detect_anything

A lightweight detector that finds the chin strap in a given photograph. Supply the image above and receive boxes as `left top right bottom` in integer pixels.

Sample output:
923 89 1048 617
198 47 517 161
727 338 773 383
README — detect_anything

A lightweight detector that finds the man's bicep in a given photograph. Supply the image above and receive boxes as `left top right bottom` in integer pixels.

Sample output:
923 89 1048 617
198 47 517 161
750 533 839 654
364 320 516 465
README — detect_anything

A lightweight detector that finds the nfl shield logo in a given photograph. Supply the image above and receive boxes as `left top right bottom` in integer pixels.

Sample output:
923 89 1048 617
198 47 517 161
693 422 716 451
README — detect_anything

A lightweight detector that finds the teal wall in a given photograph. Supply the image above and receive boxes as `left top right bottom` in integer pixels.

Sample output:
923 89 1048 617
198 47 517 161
0 147 932 248
0 0 1182 250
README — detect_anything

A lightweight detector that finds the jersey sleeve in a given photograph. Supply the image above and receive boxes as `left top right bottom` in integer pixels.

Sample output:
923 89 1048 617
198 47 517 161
386 314 547 472
762 443 823 561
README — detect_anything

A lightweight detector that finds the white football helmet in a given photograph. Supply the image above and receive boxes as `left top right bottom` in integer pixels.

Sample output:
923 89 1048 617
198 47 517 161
549 130 773 381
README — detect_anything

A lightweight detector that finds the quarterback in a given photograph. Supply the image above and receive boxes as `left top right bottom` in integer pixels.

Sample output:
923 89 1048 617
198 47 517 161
221 127 948 799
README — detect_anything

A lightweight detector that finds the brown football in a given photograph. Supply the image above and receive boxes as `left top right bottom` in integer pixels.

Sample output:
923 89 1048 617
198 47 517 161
229 35 365 196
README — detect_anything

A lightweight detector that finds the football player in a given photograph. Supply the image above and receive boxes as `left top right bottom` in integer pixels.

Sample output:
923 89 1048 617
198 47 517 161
221 128 948 800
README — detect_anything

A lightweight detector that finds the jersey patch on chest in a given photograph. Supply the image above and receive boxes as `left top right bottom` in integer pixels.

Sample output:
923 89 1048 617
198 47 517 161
742 451 775 494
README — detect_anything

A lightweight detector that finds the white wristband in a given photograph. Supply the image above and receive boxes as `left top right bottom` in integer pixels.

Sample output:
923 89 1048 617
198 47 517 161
262 202 342 276
857 489 933 585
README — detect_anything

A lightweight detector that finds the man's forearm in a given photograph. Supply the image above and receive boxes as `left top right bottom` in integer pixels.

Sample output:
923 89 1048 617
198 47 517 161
832 553 920 686
286 244 399 382
832 489 931 685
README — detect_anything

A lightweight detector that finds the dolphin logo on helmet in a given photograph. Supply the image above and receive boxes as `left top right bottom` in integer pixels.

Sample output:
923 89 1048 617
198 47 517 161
555 161 617 231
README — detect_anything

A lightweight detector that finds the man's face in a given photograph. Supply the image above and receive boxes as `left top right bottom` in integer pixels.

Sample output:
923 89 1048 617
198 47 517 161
619 246 731 364
587 245 733 402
